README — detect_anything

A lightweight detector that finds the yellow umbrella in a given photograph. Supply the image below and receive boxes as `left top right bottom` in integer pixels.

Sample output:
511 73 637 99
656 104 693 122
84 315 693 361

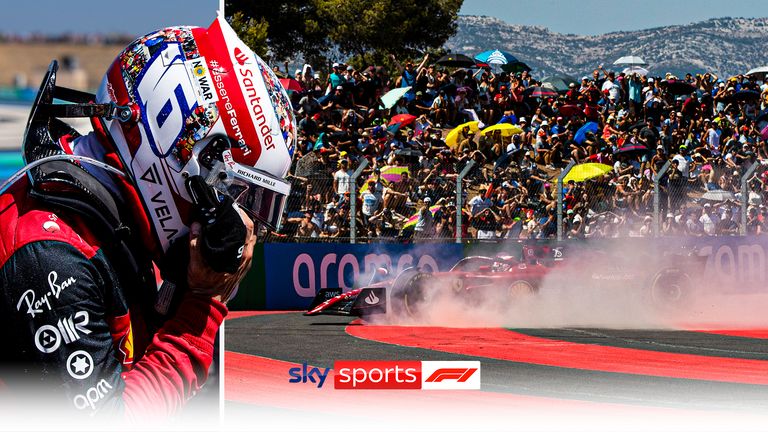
359 166 410 193
481 123 524 137
445 121 480 148
562 163 613 183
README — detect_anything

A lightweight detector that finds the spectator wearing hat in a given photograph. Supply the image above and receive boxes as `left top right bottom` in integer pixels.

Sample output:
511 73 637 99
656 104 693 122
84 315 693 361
343 65 357 84
639 215 653 237
565 82 580 102
328 63 346 92
333 159 353 199
390 53 430 102
408 91 431 116
457 124 477 154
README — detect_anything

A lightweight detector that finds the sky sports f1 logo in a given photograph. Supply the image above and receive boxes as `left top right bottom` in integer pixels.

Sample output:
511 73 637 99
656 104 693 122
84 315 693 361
335 361 480 390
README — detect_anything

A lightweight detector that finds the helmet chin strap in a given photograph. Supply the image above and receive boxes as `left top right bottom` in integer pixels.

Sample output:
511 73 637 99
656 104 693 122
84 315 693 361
0 154 127 195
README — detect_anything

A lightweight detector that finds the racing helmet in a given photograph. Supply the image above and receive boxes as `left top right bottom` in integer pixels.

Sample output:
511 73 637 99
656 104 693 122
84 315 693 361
95 15 295 253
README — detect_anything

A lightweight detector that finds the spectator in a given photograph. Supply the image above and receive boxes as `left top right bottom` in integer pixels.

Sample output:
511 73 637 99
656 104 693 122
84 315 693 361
333 159 353 198
278 56 768 241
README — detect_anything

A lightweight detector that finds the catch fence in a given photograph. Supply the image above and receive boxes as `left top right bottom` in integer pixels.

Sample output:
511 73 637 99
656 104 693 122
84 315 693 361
268 158 767 243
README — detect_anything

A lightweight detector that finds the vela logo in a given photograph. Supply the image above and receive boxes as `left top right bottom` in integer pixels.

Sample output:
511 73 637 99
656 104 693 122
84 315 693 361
288 362 330 388
335 360 480 390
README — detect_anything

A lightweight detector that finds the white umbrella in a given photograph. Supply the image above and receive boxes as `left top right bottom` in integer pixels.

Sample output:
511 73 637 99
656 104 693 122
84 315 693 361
379 86 411 110
746 66 768 79
541 82 559 92
622 66 649 76
702 190 736 202
613 55 647 66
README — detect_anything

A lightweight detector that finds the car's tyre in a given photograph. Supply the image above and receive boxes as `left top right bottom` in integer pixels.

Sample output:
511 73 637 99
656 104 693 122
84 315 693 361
646 267 692 313
401 272 434 317
507 279 537 298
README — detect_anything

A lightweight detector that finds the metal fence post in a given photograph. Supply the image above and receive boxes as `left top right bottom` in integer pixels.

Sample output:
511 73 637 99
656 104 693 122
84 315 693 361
556 161 576 241
740 161 760 236
456 160 476 243
349 159 369 244
653 160 671 237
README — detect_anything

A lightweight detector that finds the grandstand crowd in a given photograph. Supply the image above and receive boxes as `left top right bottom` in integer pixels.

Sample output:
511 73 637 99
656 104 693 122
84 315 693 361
275 55 768 241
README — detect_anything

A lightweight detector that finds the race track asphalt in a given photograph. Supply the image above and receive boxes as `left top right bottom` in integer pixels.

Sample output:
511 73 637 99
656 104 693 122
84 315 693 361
225 312 768 412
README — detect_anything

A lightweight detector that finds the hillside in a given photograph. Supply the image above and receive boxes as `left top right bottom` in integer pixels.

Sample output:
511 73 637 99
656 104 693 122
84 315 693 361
447 15 768 78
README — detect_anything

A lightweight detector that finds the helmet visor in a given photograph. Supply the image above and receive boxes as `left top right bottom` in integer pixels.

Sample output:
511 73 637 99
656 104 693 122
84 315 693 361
223 163 291 231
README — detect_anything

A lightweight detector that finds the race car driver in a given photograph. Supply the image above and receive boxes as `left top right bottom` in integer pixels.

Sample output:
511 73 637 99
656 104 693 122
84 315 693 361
0 15 295 418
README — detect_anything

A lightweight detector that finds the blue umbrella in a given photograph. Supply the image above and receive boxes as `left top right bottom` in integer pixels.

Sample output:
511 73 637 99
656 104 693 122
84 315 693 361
574 122 599 145
474 50 521 66
387 122 402 135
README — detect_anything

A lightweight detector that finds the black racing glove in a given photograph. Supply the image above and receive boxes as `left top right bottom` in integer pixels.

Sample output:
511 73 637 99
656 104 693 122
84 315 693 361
185 175 248 274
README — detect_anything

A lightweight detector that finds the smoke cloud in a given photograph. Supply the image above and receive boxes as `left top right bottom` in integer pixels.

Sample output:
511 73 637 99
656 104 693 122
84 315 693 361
370 241 768 330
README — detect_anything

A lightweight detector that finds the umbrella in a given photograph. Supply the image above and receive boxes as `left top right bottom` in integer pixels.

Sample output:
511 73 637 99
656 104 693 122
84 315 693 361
379 166 411 183
294 152 321 177
395 148 423 158
563 163 613 183
702 190 736 202
746 66 768 79
481 123 524 137
387 122 403 135
435 53 477 68
624 120 647 132
542 74 579 93
474 50 522 66
541 82 559 92
727 90 761 103
403 205 442 230
613 55 647 66
622 66 649 76
380 86 411 109
501 61 531 74
359 166 412 193
574 121 599 145
661 79 695 96
446 121 481 148
557 104 586 118
389 114 416 127
614 143 648 154
525 86 559 98
279 78 303 93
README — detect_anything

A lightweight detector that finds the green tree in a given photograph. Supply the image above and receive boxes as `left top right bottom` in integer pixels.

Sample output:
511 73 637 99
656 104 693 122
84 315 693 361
227 0 463 63
226 0 330 63
228 12 269 59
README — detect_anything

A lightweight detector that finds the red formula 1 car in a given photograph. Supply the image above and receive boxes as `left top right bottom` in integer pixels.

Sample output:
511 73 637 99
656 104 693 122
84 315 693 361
305 244 702 318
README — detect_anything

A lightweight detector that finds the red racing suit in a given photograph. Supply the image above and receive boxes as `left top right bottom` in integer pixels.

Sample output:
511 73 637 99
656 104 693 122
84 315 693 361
0 176 227 417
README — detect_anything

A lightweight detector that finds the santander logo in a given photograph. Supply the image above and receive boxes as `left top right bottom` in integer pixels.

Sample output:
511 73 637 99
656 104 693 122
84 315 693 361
234 47 250 65
364 291 379 305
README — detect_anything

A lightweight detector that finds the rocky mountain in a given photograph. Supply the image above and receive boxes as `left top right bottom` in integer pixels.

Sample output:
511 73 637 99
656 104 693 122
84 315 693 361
446 15 768 79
